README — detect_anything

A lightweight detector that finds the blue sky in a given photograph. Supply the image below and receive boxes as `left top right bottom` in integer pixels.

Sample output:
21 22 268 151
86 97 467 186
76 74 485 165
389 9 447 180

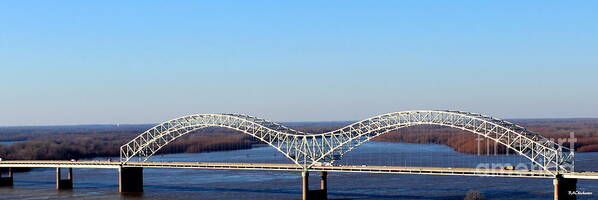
1 1 597 126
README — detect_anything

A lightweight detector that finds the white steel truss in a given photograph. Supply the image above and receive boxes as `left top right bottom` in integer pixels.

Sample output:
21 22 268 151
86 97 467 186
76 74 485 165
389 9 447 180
120 110 574 174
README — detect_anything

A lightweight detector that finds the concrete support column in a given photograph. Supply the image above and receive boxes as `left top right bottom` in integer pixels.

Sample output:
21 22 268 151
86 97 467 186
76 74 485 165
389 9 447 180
302 171 309 200
119 167 143 193
319 171 328 200
301 171 328 200
320 171 327 191
554 175 577 200
0 168 14 187
56 168 73 190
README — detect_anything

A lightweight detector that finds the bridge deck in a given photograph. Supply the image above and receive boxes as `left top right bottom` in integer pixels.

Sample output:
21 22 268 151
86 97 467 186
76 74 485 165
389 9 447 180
1 160 597 179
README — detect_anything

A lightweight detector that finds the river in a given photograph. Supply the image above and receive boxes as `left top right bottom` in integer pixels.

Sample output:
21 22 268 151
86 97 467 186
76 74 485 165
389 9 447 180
0 141 596 199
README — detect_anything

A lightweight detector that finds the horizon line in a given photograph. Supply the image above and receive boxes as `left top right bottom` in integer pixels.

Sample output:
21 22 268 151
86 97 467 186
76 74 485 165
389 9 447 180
2 117 598 128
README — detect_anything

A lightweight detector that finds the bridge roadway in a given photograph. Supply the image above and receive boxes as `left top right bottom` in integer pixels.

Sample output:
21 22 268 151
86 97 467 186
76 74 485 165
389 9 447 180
1 160 597 180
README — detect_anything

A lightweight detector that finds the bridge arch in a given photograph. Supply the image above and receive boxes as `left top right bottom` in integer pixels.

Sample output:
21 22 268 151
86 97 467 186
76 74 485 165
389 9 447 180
120 110 574 174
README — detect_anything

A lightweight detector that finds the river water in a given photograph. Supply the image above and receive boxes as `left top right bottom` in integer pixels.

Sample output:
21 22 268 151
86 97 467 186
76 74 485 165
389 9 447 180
1 141 596 200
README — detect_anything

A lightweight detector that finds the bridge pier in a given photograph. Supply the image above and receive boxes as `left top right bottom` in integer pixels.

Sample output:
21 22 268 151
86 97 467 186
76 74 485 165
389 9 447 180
301 171 328 200
119 167 143 193
56 168 73 190
318 171 327 200
554 175 577 200
302 171 309 200
0 168 13 187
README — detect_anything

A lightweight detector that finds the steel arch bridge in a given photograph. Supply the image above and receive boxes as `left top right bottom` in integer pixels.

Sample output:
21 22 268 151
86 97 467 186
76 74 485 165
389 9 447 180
120 110 574 174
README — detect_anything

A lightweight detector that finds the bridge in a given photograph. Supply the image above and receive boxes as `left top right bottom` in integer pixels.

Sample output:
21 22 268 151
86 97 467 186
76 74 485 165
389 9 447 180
0 110 595 200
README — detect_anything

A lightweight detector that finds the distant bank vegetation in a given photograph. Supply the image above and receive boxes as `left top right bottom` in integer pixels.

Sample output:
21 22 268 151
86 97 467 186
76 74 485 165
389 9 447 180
0 125 257 160
373 118 598 154
0 119 597 161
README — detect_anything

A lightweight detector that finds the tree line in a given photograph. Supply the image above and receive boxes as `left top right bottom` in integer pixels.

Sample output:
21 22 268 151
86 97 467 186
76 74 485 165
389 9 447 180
0 118 596 161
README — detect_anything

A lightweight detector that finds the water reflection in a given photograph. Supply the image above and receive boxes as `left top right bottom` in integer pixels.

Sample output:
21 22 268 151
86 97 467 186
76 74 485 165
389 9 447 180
1 141 596 199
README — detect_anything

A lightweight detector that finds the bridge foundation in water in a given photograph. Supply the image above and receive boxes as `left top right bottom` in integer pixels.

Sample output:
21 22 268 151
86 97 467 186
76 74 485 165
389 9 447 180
320 171 327 193
56 168 73 190
119 167 143 193
0 168 13 187
554 175 577 200
301 171 328 200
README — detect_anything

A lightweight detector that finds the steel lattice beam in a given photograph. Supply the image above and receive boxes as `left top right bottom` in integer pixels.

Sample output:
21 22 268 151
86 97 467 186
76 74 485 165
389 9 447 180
120 110 574 174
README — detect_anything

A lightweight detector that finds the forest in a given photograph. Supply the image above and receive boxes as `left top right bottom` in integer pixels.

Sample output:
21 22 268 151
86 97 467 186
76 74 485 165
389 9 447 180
374 118 598 154
0 119 597 161
0 125 257 160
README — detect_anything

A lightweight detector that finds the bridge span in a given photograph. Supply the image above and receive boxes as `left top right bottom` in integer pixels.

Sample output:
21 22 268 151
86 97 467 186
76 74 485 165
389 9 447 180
1 160 598 179
1 160 597 200
1 110 595 200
